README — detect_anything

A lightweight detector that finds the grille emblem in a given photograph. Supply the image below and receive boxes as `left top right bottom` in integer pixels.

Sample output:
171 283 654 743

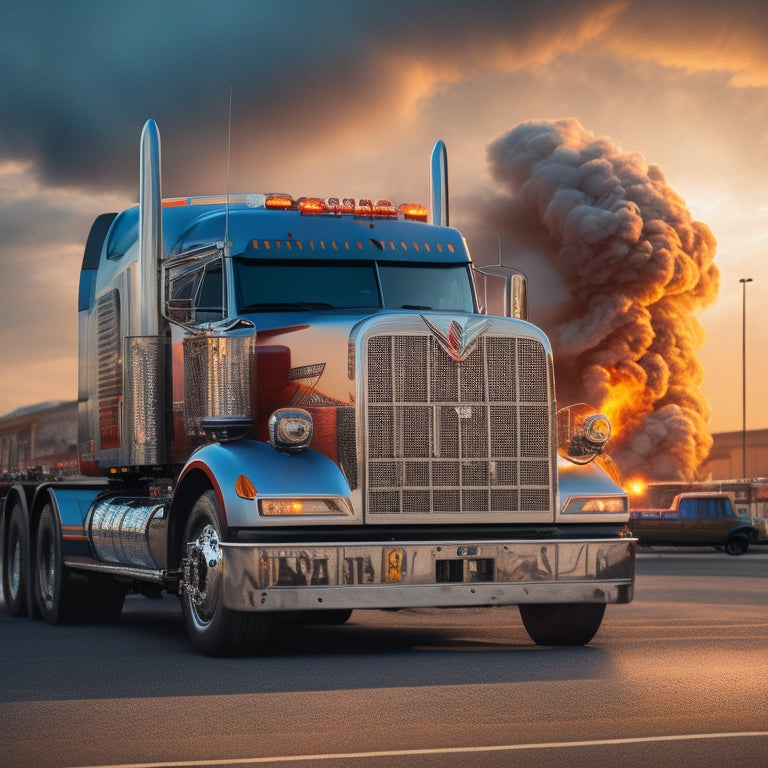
421 315 491 363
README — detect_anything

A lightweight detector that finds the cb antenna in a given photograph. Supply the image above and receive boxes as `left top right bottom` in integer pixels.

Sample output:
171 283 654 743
225 86 233 251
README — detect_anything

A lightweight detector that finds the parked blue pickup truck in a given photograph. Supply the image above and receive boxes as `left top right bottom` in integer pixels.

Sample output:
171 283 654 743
630 493 768 555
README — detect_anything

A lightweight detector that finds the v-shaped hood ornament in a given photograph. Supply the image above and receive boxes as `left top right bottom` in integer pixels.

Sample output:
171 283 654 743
420 315 492 363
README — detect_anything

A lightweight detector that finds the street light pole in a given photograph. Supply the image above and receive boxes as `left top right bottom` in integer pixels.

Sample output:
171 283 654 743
739 277 753 479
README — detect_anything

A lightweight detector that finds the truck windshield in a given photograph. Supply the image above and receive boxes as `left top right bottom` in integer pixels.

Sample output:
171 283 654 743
233 259 475 312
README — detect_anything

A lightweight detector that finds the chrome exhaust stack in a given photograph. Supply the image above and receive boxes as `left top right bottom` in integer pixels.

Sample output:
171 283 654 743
139 119 162 338
127 119 167 465
429 140 449 227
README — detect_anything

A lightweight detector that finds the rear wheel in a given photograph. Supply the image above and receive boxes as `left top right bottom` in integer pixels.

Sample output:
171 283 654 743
34 504 82 624
3 502 30 617
180 491 272 656
519 603 606 646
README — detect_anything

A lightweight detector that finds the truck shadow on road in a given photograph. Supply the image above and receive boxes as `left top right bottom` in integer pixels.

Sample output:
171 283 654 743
0 595 619 703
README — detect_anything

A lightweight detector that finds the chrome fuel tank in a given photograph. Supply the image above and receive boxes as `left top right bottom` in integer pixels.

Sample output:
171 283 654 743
88 496 168 569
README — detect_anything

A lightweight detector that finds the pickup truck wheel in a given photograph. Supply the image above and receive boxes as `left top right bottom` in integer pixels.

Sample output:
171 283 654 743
3 502 30 617
519 603 606 646
34 504 83 624
181 491 272 656
724 536 749 556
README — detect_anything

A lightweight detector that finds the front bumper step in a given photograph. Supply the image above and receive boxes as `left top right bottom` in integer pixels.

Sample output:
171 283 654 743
220 537 636 612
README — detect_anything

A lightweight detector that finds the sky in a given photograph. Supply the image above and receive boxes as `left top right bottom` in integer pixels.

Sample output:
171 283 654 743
1 0 767 476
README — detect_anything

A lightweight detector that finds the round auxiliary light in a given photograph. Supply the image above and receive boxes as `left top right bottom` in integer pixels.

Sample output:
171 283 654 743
583 414 611 447
268 408 313 453
557 403 613 465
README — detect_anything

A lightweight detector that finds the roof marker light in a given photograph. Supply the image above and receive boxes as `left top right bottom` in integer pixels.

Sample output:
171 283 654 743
298 197 327 215
374 200 397 217
399 203 429 222
355 199 374 216
265 193 295 210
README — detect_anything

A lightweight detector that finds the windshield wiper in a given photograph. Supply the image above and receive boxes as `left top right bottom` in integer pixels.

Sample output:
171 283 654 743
240 302 334 312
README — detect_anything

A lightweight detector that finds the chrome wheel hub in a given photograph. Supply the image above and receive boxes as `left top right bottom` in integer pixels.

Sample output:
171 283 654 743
182 524 222 623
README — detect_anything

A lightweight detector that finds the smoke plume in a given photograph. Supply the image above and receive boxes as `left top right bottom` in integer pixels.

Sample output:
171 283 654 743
486 118 719 481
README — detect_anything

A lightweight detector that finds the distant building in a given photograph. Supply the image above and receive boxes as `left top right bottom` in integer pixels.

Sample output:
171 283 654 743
0 400 78 479
699 428 768 481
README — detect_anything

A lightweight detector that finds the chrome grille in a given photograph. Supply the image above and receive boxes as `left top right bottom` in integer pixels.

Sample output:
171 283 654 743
365 330 554 519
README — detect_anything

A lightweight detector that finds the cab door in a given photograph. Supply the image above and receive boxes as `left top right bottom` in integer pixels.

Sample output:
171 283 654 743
677 497 733 545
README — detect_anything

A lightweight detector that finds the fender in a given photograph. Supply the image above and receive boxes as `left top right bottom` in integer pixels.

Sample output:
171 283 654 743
4 483 34 530
176 439 354 529
41 482 109 557
726 524 757 542
556 457 628 525
4 481 107 556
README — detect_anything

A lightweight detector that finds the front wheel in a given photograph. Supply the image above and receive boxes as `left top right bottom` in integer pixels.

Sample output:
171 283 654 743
519 603 606 646
180 491 272 656
724 536 749 556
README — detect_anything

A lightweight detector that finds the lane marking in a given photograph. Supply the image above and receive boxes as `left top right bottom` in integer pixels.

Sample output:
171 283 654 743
67 731 768 768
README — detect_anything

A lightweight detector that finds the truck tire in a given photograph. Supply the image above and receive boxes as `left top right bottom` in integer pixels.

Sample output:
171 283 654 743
3 501 30 617
519 603 606 646
34 504 83 624
724 536 749 556
180 491 272 656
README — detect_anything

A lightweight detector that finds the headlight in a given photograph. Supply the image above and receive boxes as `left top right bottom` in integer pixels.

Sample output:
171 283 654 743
561 496 628 514
268 408 313 452
557 403 612 465
259 497 353 516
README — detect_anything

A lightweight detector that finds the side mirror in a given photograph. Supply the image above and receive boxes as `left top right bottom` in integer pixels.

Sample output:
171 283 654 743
473 266 528 319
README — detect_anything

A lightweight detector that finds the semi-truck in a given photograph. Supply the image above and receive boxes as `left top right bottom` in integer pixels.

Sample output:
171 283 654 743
1 120 635 655
630 492 767 555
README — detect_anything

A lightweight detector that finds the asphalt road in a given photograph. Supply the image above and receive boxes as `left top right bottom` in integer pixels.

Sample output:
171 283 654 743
1 548 767 768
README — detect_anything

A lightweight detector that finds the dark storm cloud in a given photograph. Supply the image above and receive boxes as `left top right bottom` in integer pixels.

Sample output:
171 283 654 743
0 0 622 193
3 0 767 196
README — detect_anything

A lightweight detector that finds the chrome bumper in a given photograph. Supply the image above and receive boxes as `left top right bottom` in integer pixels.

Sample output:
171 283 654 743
221 537 636 612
